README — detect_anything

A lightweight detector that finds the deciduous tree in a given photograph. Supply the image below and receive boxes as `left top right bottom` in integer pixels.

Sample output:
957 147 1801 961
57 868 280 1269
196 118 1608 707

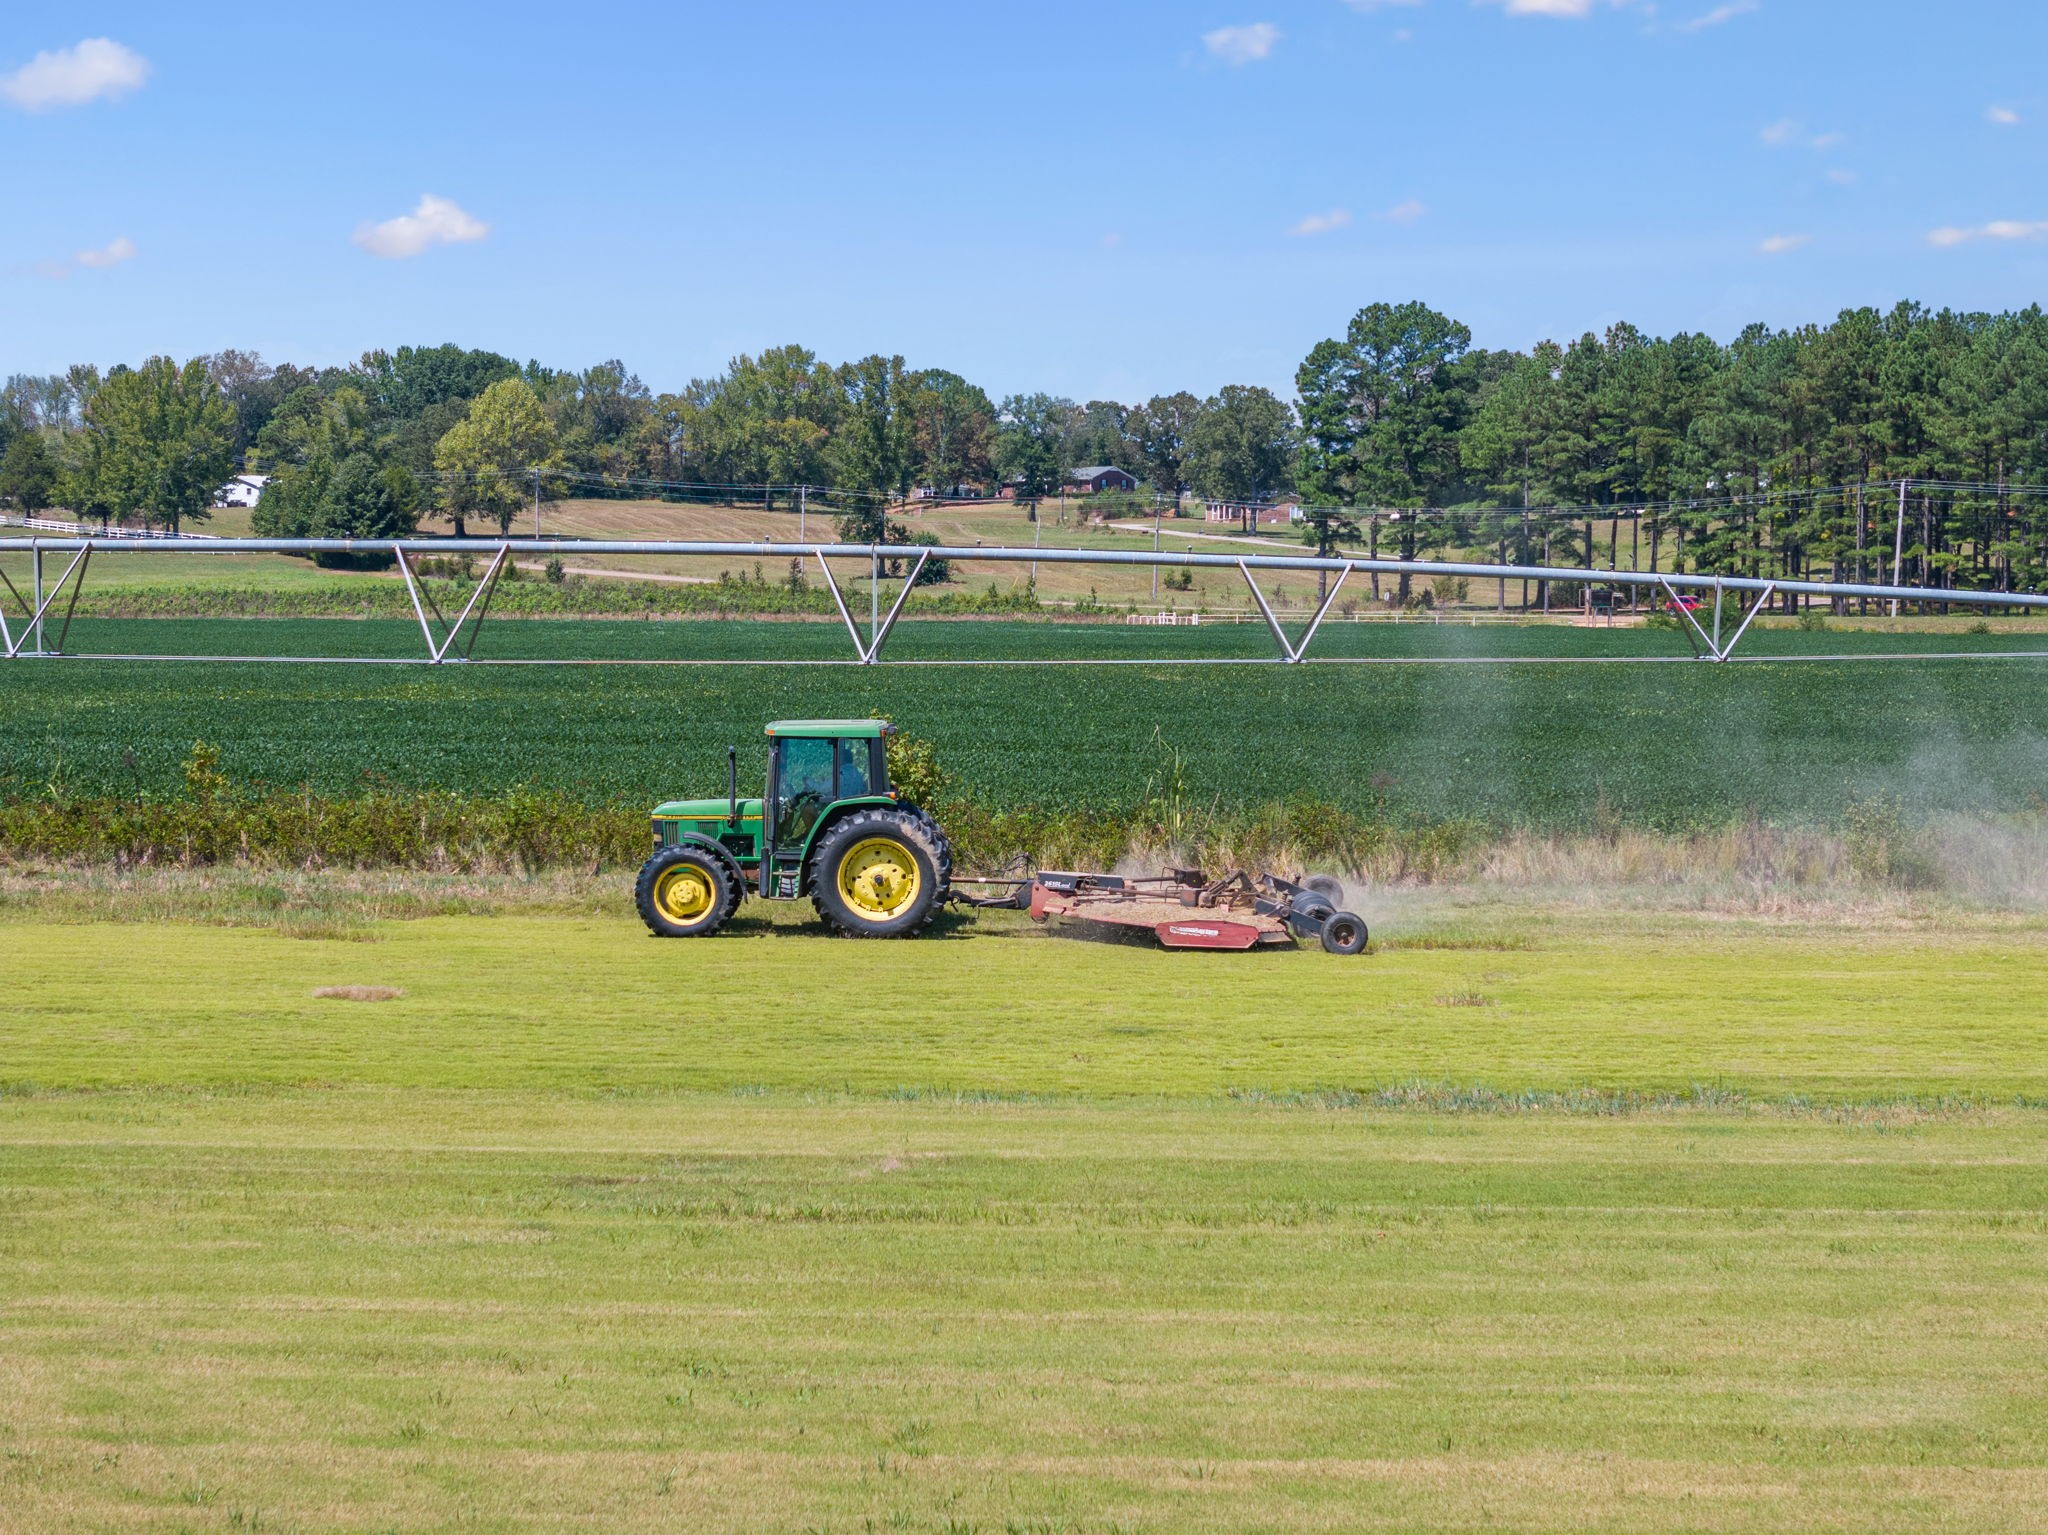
78 356 235 533
432 378 565 535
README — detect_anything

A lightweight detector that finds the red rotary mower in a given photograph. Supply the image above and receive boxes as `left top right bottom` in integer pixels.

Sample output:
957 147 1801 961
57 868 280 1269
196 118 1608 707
956 868 1368 954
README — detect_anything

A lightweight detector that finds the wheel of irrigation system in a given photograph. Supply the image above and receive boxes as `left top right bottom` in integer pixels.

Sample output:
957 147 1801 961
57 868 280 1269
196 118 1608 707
1319 910 1369 956
636 844 741 937
807 808 948 938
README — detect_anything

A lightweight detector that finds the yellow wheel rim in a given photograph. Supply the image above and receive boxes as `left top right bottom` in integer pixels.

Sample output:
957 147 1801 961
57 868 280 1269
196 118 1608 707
653 864 715 923
837 837 922 921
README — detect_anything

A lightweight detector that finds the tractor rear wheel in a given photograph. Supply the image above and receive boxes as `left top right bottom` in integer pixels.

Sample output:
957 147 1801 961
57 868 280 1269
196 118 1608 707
808 809 947 938
636 844 740 938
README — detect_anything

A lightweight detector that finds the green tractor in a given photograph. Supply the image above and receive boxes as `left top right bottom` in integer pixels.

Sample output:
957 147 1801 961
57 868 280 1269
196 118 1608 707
635 719 952 939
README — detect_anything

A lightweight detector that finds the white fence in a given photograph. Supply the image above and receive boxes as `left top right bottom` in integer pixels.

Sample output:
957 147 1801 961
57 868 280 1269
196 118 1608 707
0 513 218 540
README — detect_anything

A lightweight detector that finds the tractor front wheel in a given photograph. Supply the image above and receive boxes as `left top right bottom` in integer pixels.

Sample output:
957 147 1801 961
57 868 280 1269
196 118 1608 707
636 844 740 938
808 810 947 938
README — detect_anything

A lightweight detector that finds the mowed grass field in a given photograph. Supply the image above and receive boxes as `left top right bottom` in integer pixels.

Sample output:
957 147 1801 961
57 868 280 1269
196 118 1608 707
4 900 2048 1531
8 904 2048 1099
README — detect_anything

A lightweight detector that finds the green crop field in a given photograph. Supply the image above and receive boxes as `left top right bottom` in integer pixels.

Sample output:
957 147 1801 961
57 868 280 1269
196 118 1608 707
5 618 2048 827
4 899 2047 1533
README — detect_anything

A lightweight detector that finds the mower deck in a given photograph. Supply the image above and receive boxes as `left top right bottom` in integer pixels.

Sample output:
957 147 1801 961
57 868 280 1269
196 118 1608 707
1028 881 1292 949
958 868 1369 955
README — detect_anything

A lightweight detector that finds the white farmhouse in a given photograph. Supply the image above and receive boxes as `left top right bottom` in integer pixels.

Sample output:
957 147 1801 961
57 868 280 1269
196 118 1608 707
212 473 271 508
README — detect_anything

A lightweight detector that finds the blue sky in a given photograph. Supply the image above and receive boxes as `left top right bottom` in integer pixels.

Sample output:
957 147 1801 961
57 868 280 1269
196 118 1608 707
4 1 2045 401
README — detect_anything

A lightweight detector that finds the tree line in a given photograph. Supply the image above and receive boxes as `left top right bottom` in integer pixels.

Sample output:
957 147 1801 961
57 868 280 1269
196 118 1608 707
6 298 2048 594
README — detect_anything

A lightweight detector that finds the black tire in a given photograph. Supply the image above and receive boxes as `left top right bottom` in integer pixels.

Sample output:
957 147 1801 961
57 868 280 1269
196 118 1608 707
1319 910 1369 956
903 805 955 903
636 844 740 938
1304 875 1344 903
807 808 946 938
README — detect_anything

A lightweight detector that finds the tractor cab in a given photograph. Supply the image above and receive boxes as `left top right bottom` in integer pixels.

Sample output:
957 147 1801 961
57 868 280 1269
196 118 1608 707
641 719 950 938
759 721 894 894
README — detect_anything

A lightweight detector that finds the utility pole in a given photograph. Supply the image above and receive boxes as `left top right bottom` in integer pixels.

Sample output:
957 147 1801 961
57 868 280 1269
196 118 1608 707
532 469 541 538
798 484 807 543
1890 477 1908 617
1152 498 1163 601
1855 480 1866 615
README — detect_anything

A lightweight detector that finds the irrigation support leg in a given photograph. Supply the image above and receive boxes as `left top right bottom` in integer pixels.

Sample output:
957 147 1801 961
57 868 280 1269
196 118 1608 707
457 545 512 660
1238 560 1300 662
436 545 510 663
1658 577 1718 660
0 565 23 655
32 545 43 656
49 544 92 655
1290 567 1351 662
396 550 442 661
863 550 928 665
1714 583 1776 662
3 542 92 659
813 551 874 662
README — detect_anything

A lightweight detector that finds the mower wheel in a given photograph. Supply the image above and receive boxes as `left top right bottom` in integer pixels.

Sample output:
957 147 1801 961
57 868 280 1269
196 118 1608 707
1319 910 1369 955
636 844 740 938
808 809 946 938
1304 875 1344 903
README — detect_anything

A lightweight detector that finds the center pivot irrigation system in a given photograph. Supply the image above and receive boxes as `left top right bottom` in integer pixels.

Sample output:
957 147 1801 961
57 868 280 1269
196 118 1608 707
7 535 2048 666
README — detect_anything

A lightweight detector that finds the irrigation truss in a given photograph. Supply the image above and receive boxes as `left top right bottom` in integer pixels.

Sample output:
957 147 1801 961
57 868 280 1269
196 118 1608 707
5 535 2048 668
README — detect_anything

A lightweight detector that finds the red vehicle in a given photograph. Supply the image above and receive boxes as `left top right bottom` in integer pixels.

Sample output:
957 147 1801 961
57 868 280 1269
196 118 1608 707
1665 593 1702 614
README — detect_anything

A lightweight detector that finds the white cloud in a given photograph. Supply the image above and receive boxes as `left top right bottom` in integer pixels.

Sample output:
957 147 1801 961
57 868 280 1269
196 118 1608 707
1386 198 1427 224
1 37 149 112
1479 0 1599 15
1988 105 2022 127
1289 208 1353 237
1761 118 1844 151
34 235 138 279
73 235 138 269
1203 22 1280 64
352 194 490 259
1678 1 1758 30
1758 233 1809 255
1928 219 2048 248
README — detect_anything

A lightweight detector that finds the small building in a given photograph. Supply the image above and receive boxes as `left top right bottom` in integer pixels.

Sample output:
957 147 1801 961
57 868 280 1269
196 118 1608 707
212 473 270 508
1066 465 1138 494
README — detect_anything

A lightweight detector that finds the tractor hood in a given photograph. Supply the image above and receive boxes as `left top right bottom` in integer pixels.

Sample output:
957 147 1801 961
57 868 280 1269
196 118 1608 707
653 797 765 823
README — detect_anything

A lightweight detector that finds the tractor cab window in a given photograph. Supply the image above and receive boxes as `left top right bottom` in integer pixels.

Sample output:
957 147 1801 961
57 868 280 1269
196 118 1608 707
837 739 871 799
774 737 835 847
